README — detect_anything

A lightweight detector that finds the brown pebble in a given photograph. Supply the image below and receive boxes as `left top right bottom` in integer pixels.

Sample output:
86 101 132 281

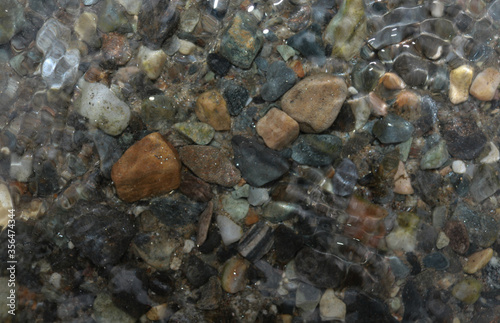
195 90 231 131
395 90 420 110
256 108 299 150
290 60 305 78
368 92 388 117
197 201 213 246
179 171 213 202
101 32 132 66
379 72 406 90
443 220 470 254
463 248 493 274
111 132 181 203
470 67 500 101
244 208 260 226
179 145 241 187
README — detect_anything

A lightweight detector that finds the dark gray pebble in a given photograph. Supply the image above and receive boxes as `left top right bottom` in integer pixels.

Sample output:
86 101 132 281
260 61 297 102
423 252 449 270
372 113 414 144
291 134 342 166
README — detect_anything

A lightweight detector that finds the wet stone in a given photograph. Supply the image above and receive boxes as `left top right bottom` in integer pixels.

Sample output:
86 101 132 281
443 220 470 254
109 265 152 318
220 12 263 69
296 282 322 313
221 193 249 221
223 83 249 116
420 140 449 170
195 90 231 131
277 45 295 62
287 24 326 65
182 255 218 288
232 135 290 187
393 53 429 87
344 289 398 323
453 203 499 248
256 108 300 150
216 215 243 245
332 158 358 197
273 224 304 264
173 122 214 145
319 289 346 321
464 248 493 274
74 12 100 47
137 0 179 49
295 247 344 289
470 67 500 101
388 256 410 279
291 134 342 166
207 53 231 76
351 60 386 93
452 277 482 304
221 256 249 293
449 65 474 104
469 164 500 202
237 221 274 262
402 281 428 322
261 61 297 102
441 115 487 160
140 95 178 130
372 113 414 144
137 46 168 80
97 0 132 33
0 0 25 45
101 32 132 67
179 145 241 187
423 252 449 270
90 129 122 178
149 192 206 227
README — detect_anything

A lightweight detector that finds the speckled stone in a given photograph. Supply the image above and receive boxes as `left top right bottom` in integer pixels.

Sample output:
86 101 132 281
111 133 181 202
420 140 449 170
173 122 215 145
470 67 500 101
221 257 249 293
102 32 132 66
464 248 493 274
137 46 167 80
452 277 482 304
195 90 231 131
449 65 474 104
256 108 299 150
281 74 348 133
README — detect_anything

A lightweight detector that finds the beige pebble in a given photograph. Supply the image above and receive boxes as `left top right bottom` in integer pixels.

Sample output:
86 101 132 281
195 90 231 131
319 289 346 321
256 108 299 150
178 39 197 55
393 161 414 195
436 231 450 249
379 72 406 90
281 73 347 133
146 304 169 321
368 92 388 117
137 46 167 80
449 65 473 104
464 248 493 274
470 67 500 101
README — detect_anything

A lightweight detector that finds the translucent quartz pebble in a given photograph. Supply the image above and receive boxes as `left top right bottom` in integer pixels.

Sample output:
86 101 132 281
332 158 358 197
367 24 418 50
487 0 500 26
36 18 71 55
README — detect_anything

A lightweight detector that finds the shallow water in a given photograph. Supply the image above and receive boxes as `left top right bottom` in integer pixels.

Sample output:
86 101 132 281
0 0 500 322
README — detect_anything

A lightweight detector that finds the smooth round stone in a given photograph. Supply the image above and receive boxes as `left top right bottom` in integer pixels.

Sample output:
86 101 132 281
77 81 131 136
449 65 474 104
256 108 299 150
195 90 231 131
216 215 243 245
420 140 449 170
221 257 249 293
291 134 342 166
452 278 482 304
372 113 414 144
261 61 297 102
470 68 500 101
464 248 493 274
351 60 386 92
380 72 406 90
281 74 348 133
452 160 466 174
138 46 167 80
423 252 449 270
287 24 326 65
173 122 214 145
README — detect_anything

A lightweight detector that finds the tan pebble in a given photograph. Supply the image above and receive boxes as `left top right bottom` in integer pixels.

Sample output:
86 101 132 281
111 132 181 202
449 65 474 104
470 67 500 101
436 231 450 249
281 73 347 133
464 248 493 274
178 39 197 55
379 72 406 90
256 108 299 150
138 46 167 80
368 92 388 117
195 90 231 131
146 304 169 321
393 161 414 195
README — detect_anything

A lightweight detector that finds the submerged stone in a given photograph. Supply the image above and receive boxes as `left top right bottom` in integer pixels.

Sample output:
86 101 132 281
256 108 299 150
173 122 215 145
291 134 342 166
137 0 179 49
372 113 414 144
0 0 25 44
423 252 449 270
260 61 297 102
469 164 500 202
223 83 249 116
441 115 487 160
287 24 326 65
420 140 448 170
452 277 482 304
332 158 358 197
149 193 206 227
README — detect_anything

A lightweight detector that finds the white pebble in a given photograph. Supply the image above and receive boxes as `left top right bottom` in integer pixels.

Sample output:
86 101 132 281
452 160 466 174
216 215 243 245
183 239 195 253
480 142 500 164
49 272 62 289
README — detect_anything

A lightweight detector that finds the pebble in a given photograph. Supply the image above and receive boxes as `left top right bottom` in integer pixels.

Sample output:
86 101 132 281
207 53 231 76
449 65 474 104
195 90 231 131
291 134 342 166
368 92 388 117
90 129 123 178
0 0 24 45
296 282 322 313
393 53 428 87
173 122 215 145
232 135 290 187
453 203 499 248
464 248 494 274
220 12 263 69
423 252 449 270
332 158 358 197
281 74 348 133
97 0 132 33
393 161 414 195
111 132 181 202
231 184 250 200
443 220 470 254
420 140 449 170
452 160 467 174
436 231 450 249
9 153 33 182
273 224 304 264
261 61 297 102
470 67 500 101
247 187 269 206
256 108 299 150
146 304 170 321
351 60 386 93
372 113 414 144
319 289 346 321
101 32 132 66
216 215 243 245
379 72 406 90
479 141 500 164
344 195 388 247
180 7 200 33
109 265 152 318
221 256 249 293
0 183 14 229
286 24 326 65
93 293 135 323
295 247 344 289
74 12 99 47
223 83 249 116
388 256 410 279
179 145 240 187
178 39 197 55
149 192 206 227
183 255 218 288
137 0 179 49
441 115 487 160
179 171 213 203
469 164 500 202
276 45 296 62
140 95 178 129
452 277 482 304
385 212 420 252
237 221 274 262
76 81 131 136
137 46 168 80
197 276 223 310
221 193 249 222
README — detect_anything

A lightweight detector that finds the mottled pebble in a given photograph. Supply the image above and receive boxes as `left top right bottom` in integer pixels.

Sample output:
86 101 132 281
111 133 181 202
221 193 249 222
452 277 482 304
464 248 493 274
256 108 299 150
179 170 213 203
195 90 231 131
470 68 500 101
207 53 231 76
221 256 248 293
386 212 419 252
420 140 449 170
469 164 500 202
449 65 474 104
247 187 269 206
173 122 214 145
281 74 348 133
261 61 297 102
441 115 487 160
276 44 295 61
179 145 241 187
223 83 249 116
137 0 179 49
137 46 167 80
183 255 217 288
443 220 469 254
102 32 131 66
389 256 410 279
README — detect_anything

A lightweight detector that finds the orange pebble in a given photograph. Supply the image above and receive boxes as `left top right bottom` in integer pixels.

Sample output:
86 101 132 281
245 208 260 226
395 90 420 109
290 60 305 78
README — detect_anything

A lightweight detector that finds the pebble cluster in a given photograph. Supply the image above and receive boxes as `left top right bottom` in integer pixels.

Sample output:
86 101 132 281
0 0 500 322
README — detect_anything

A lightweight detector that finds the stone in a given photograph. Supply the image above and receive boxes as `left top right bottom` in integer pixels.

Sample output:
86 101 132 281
441 115 487 160
296 282 322 313
452 278 482 304
0 0 24 45
332 158 358 197
393 53 428 87
149 193 206 227
276 44 295 62
287 24 326 65
449 65 474 104
197 276 223 310
195 90 231 131
137 0 179 49
220 12 263 69
74 12 100 47
320 289 346 321
232 135 290 187
464 248 494 274
379 72 406 90
221 257 249 293
140 95 178 129
179 145 240 187
453 203 499 248
436 231 450 249
101 32 132 66
479 142 500 164
97 0 132 33
178 39 196 55
368 92 388 117
109 265 152 318
351 60 386 93
281 74 348 133
423 252 449 270
386 212 420 252
470 68 500 101
117 0 141 15
89 129 123 179
111 133 181 202
256 108 299 150
180 7 200 33
179 171 213 203
173 122 215 145
344 289 396 323
291 134 342 166
221 193 249 222
273 224 304 264
248 187 269 206
469 164 500 202
452 160 466 174
388 256 410 279
93 293 135 323
420 140 449 170
223 83 249 116
216 215 243 245
77 81 131 136
394 161 414 195
137 46 167 80
207 53 231 76
146 304 170 321
9 153 33 182
295 247 344 289
182 255 218 288
443 220 469 254
261 61 297 102
237 221 274 262
372 113 414 144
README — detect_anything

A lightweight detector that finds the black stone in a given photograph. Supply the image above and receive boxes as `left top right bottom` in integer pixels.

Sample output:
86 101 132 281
344 289 398 323
232 135 290 187
224 83 249 116
138 0 179 49
65 203 137 267
149 193 207 227
260 61 297 102
455 11 474 32
295 247 344 289
287 24 326 65
417 223 437 253
207 53 231 76
273 224 304 264
331 103 356 132
198 225 221 254
182 255 218 288
406 252 421 275
149 271 174 296
110 265 152 318
423 252 449 270
415 170 442 207
291 134 342 166
441 115 487 160
402 280 429 322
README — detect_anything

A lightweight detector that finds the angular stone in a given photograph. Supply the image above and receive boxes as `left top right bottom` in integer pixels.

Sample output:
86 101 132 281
320 289 346 321
220 12 263 69
216 215 243 245
281 74 348 133
111 133 181 202
256 108 299 150
470 164 500 202
372 113 414 144
195 90 231 131
452 278 482 304
420 140 448 170
137 46 167 80
394 161 414 195
223 83 249 116
291 134 342 166
173 122 215 145
179 145 240 187
464 248 493 274
470 67 500 101
449 65 473 104
97 0 132 33
149 193 206 227
261 61 297 102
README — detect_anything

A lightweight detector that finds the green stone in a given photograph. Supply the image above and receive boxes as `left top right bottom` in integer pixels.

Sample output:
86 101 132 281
221 194 249 222
420 140 448 170
231 184 250 199
277 45 295 61
97 0 132 33
452 277 482 304
396 137 413 162
173 122 215 145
